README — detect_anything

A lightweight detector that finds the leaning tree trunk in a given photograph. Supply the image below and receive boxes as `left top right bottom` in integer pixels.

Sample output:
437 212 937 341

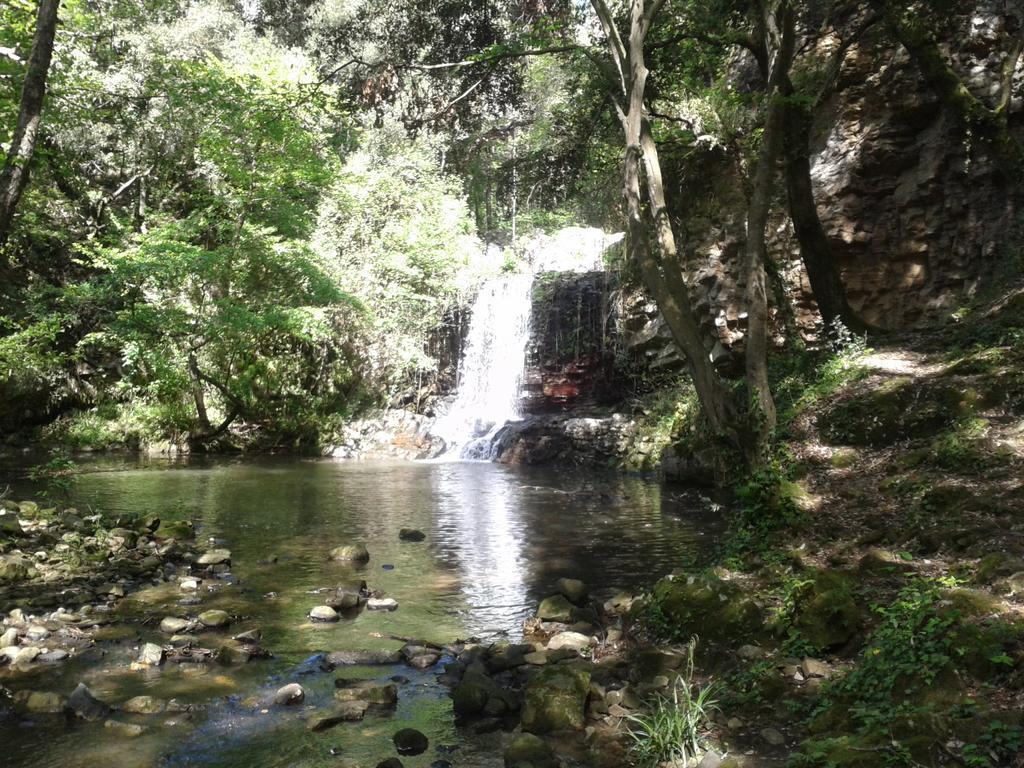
0 0 61 250
782 97 868 335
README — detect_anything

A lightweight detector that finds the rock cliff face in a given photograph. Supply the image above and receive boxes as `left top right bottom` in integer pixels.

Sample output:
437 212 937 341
629 1 1024 365
521 271 625 413
813 5 1020 329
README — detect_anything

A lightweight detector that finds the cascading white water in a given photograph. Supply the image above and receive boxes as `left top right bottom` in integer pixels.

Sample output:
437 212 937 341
431 227 625 461
431 273 535 459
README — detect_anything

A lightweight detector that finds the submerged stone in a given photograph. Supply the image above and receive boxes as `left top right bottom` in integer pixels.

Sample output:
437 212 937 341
330 544 370 563
104 719 148 737
308 701 369 730
160 616 190 634
274 683 305 706
334 679 398 706
198 609 230 628
121 695 167 714
504 733 559 768
393 728 428 756
197 549 231 566
326 649 403 666
310 605 340 622
521 665 591 733
555 577 588 604
399 528 426 542
68 682 111 721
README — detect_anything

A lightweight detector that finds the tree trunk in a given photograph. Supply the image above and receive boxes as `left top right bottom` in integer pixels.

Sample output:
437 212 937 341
782 96 868 335
741 90 783 456
617 0 741 444
0 0 61 248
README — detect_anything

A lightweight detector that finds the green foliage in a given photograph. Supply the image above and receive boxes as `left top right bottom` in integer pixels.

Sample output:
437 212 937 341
313 123 481 386
961 721 1023 768
928 417 993 470
626 640 719 768
813 579 957 734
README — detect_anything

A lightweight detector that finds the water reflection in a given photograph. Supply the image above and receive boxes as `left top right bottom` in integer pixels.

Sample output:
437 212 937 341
0 456 725 768
432 463 531 632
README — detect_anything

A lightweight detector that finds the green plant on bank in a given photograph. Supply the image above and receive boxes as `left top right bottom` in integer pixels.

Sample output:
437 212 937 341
721 450 803 567
929 417 994 470
773 319 871 430
626 639 719 768
813 579 956 734
27 452 78 503
961 720 1023 768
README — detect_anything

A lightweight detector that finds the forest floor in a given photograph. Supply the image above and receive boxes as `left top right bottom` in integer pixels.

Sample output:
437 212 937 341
637 285 1024 767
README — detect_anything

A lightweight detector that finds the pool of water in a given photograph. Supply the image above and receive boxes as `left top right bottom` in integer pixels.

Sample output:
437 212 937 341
0 456 725 767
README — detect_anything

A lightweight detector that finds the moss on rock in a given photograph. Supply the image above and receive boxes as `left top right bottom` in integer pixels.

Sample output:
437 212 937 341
521 665 591 733
649 574 763 646
791 570 863 652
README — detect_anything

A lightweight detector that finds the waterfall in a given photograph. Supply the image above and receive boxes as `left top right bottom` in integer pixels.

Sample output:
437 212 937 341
431 227 625 461
431 273 535 459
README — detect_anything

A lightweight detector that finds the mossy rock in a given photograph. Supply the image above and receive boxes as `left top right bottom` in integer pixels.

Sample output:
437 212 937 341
329 544 370 563
819 378 987 447
649 574 764 646
791 570 863 653
521 665 591 734
504 733 559 768
536 594 575 622
857 548 915 574
157 520 195 540
0 554 30 583
946 613 1022 680
829 448 859 469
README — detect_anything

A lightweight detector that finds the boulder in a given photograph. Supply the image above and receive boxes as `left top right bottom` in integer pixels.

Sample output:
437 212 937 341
217 640 264 664
68 683 111 721
0 513 23 536
326 649 403 666
393 728 428 756
274 683 305 706
330 544 370 563
121 695 167 714
546 632 590 652
334 679 398 707
504 733 559 768
138 642 165 666
452 673 494 717
157 520 195 540
197 549 231 566
790 570 863 651
521 665 591 733
536 594 575 622
554 578 588 605
310 605 340 622
198 610 230 629
160 616 190 634
0 554 30 583
308 701 369 730
366 598 398 611
650 574 763 646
